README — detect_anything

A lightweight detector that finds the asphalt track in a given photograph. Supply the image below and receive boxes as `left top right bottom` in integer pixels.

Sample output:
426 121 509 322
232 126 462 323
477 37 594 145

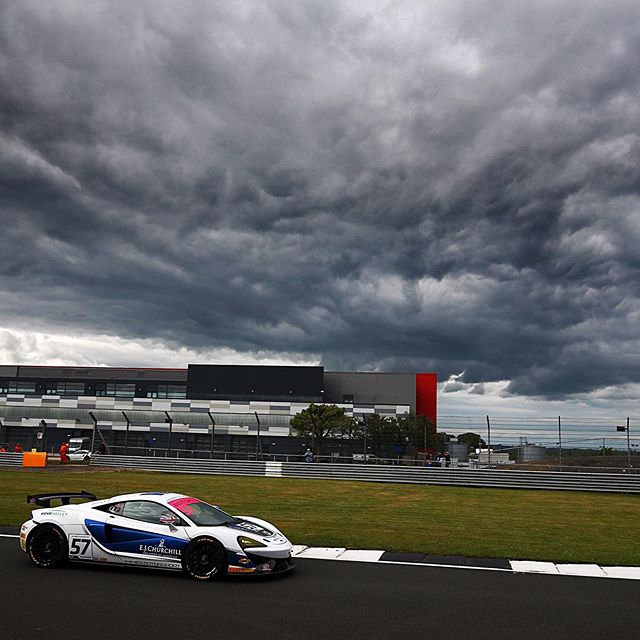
0 539 637 640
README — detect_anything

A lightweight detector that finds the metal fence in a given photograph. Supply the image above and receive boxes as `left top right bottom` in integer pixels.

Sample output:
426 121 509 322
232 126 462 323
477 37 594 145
0 453 25 467
90 454 640 493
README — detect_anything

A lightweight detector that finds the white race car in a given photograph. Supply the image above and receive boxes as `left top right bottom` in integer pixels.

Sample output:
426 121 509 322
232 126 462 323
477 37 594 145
21 491 294 580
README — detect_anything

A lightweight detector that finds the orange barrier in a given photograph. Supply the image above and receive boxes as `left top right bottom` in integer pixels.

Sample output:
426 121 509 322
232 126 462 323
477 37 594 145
23 452 47 467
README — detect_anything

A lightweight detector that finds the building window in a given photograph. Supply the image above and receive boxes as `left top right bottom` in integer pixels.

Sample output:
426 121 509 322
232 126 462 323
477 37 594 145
16 381 36 394
95 383 136 398
342 394 354 403
44 381 86 396
0 379 16 394
145 384 187 399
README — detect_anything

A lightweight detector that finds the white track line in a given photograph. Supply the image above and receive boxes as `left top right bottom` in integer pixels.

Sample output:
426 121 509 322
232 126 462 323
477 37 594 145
0 534 19 538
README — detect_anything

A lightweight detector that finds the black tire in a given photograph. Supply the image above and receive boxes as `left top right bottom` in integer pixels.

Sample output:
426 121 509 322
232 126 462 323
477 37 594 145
27 524 68 568
182 537 227 581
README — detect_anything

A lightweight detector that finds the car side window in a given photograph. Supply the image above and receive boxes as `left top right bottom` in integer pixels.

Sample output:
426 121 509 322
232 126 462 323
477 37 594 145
108 502 125 515
121 500 184 526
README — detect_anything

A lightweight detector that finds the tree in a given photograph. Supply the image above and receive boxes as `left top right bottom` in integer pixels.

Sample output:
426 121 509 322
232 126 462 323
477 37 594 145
289 404 351 455
361 414 397 457
457 432 486 452
397 413 438 454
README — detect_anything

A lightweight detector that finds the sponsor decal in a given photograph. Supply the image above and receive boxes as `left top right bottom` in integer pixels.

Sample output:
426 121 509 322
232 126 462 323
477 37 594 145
238 557 251 565
138 538 182 557
230 520 272 537
228 566 256 574
40 511 68 517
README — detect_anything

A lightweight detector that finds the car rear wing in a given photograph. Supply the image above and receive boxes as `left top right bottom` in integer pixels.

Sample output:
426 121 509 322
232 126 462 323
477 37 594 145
27 491 97 508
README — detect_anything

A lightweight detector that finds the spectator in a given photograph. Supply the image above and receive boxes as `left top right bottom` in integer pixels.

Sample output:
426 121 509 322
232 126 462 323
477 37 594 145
0 446 6 452
97 442 107 455
303 448 314 463
445 452 451 468
14 443 23 453
59 441 69 464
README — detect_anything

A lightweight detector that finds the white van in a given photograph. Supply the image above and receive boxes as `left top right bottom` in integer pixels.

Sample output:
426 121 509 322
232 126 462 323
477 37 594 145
68 437 91 453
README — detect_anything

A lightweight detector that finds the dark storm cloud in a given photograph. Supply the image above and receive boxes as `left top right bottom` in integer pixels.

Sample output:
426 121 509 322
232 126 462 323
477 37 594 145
1 0 640 398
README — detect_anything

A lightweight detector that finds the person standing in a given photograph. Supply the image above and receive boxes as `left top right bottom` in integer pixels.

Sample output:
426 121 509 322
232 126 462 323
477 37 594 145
59 441 69 464
14 443 23 453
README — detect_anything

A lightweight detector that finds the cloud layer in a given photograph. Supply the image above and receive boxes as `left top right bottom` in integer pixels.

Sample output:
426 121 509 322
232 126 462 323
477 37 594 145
1 1 639 399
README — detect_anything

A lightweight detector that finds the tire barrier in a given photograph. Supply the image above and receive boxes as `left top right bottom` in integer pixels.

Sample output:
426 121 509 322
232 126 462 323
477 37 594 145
90 455 640 494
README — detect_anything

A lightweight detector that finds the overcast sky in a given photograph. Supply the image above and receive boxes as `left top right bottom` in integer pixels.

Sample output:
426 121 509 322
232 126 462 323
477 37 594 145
1 1 639 417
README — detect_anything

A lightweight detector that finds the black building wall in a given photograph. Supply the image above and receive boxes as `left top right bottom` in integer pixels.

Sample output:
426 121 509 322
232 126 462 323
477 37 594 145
186 364 324 402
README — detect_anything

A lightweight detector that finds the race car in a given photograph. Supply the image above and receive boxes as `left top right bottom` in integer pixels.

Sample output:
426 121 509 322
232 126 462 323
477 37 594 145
20 491 294 580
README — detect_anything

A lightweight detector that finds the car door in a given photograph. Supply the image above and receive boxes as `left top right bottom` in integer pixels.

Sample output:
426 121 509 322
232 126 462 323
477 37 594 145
90 500 190 567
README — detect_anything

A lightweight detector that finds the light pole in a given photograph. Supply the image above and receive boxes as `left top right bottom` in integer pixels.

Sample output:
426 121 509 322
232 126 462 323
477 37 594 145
207 411 216 459
558 416 562 471
486 415 491 468
616 418 631 469
254 411 262 460
122 411 130 455
165 411 173 457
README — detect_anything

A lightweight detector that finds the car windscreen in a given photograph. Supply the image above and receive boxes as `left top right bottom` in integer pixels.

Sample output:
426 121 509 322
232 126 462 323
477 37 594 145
168 497 236 526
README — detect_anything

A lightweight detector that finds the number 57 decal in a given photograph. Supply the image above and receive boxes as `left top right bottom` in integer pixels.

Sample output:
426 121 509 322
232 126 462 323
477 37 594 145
69 536 92 558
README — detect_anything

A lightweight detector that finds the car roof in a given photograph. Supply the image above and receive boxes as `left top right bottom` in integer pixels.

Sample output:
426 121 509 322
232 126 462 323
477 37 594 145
103 492 190 504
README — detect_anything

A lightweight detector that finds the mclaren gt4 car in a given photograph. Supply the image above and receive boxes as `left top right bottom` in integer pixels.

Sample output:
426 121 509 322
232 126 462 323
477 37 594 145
21 491 294 580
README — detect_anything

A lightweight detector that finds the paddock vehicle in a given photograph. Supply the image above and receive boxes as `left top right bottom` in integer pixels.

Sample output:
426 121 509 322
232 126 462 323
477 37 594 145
67 449 91 462
21 491 294 580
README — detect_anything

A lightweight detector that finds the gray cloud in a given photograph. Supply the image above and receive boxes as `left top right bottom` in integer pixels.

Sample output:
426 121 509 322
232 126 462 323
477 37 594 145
1 1 640 398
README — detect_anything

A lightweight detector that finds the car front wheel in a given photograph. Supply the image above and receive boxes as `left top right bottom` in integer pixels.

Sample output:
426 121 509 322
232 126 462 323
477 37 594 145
182 537 227 581
27 524 68 568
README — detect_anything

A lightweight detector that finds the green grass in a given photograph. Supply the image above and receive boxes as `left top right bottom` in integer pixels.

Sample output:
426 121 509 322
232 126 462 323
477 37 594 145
1 468 639 565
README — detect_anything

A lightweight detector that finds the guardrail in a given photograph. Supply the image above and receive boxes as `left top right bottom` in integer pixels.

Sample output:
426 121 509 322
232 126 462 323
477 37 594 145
0 453 25 467
91 455 640 493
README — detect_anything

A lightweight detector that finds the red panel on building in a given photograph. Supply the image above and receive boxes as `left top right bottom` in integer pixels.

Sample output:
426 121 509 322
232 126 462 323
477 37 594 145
415 373 437 426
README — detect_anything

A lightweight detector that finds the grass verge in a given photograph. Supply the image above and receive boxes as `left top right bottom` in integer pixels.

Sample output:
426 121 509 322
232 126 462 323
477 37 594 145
1 468 638 565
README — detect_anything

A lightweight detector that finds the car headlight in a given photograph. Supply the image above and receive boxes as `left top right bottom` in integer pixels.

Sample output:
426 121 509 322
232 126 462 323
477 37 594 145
237 536 266 549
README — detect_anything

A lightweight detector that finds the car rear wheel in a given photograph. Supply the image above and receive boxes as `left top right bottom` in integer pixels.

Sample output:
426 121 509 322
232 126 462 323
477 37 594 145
27 524 68 568
182 537 227 581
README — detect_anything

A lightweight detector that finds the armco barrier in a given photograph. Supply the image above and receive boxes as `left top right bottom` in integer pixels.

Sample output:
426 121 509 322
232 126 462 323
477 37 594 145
0 453 25 467
91 455 640 494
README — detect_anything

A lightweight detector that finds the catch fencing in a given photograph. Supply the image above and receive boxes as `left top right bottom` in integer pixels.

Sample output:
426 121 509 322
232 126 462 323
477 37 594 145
90 454 640 494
